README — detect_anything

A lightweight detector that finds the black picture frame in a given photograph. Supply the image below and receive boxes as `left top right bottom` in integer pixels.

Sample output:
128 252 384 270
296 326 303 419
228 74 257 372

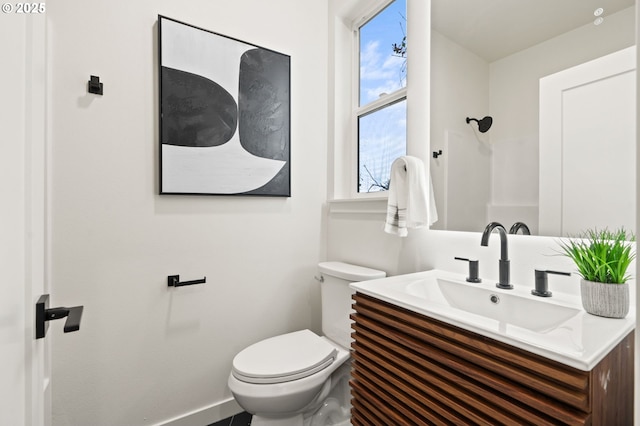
158 15 291 196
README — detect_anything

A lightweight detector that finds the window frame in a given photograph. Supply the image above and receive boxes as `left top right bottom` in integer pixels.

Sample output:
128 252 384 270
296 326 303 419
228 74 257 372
329 0 430 203
350 0 408 199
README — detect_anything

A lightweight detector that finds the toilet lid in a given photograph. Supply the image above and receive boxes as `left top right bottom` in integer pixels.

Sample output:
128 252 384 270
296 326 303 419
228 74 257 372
231 330 338 384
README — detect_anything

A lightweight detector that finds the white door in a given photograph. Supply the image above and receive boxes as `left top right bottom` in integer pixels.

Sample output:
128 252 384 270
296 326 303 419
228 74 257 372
1 12 51 426
539 46 636 236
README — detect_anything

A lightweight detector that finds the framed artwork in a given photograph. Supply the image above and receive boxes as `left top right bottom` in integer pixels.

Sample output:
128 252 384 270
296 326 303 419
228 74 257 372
158 15 291 196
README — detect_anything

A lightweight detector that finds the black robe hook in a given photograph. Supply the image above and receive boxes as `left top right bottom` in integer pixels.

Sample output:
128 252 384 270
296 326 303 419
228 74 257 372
88 75 103 95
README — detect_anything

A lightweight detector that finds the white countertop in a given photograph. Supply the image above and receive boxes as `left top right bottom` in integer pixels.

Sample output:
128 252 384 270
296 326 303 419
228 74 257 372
350 269 635 371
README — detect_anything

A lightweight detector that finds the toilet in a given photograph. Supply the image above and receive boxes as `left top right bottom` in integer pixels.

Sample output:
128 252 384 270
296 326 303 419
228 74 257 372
227 261 386 426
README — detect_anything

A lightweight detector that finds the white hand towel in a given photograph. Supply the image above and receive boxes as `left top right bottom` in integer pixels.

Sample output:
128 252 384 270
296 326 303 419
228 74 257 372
384 156 438 237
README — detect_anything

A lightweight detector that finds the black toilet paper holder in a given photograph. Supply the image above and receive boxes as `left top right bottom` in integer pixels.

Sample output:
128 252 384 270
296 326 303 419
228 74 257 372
168 275 207 287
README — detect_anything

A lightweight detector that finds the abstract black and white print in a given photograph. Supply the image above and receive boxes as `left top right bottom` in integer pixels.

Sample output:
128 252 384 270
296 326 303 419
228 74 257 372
159 16 290 196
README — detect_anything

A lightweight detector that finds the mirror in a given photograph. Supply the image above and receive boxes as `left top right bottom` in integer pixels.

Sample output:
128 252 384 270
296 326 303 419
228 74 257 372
429 0 636 236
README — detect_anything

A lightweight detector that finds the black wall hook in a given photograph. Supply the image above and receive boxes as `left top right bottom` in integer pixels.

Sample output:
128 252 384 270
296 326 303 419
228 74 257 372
433 150 443 158
88 75 103 95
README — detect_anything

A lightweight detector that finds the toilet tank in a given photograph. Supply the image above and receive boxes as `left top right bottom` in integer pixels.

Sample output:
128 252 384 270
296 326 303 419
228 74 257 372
318 262 386 349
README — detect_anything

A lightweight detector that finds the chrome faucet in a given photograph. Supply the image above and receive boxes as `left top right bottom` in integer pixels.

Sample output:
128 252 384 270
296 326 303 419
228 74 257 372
480 222 513 289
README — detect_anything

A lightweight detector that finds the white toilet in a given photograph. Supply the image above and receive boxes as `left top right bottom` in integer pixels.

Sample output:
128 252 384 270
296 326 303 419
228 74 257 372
227 261 386 426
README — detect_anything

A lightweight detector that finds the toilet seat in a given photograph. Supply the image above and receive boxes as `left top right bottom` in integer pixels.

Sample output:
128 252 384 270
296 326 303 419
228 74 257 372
232 330 338 384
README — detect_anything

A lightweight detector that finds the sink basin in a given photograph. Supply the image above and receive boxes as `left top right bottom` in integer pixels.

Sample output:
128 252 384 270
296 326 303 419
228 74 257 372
350 269 635 371
406 277 581 332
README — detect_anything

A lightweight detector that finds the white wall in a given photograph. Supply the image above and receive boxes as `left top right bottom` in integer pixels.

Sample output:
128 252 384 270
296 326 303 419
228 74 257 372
48 0 328 425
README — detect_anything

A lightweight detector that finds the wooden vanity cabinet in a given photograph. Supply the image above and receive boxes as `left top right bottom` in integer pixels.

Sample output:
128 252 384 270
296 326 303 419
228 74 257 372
350 293 634 425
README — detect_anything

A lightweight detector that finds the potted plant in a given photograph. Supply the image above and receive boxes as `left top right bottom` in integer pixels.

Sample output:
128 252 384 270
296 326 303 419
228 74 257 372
558 228 635 318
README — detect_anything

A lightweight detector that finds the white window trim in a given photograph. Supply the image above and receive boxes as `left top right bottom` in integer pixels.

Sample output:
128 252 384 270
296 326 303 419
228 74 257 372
356 89 407 118
350 0 406 199
329 0 431 205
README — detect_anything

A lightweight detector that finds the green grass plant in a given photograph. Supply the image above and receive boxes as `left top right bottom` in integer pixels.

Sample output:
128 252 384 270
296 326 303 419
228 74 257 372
558 228 635 284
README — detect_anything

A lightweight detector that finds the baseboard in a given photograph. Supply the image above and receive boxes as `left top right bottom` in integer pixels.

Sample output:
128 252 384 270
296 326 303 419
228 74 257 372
156 397 243 426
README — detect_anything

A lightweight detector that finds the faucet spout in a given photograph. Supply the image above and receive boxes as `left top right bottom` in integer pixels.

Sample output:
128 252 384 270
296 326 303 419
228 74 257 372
509 222 531 235
480 222 513 289
481 222 508 259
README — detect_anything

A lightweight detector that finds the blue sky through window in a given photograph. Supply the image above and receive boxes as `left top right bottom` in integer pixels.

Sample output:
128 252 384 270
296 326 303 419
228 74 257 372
358 0 407 193
359 0 407 106
359 100 407 192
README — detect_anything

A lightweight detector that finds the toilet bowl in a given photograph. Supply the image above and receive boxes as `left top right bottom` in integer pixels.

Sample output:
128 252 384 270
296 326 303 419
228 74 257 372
227 262 386 426
228 330 349 417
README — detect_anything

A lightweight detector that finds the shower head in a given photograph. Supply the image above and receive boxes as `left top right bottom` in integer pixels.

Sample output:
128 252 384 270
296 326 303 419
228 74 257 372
466 116 493 133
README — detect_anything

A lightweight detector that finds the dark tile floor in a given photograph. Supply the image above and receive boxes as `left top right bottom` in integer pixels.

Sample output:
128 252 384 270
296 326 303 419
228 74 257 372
208 411 252 426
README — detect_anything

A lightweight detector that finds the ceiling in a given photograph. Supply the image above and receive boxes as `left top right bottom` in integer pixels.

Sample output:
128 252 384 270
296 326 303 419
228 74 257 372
431 0 635 62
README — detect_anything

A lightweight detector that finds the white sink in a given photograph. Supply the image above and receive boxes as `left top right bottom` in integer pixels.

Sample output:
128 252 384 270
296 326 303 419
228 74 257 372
406 277 581 332
350 269 635 371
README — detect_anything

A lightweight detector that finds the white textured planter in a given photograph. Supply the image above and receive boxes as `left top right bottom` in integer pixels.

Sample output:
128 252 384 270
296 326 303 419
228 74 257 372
580 279 629 319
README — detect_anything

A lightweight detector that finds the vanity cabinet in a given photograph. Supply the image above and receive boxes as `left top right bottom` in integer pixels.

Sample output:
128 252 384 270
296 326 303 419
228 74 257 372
350 293 633 425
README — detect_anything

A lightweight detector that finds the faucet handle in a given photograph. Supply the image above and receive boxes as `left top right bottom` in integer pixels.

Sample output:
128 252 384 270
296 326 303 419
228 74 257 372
454 257 482 283
532 269 571 297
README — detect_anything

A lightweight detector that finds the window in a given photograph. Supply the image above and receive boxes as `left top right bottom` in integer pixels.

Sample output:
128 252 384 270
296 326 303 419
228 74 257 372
356 0 407 194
